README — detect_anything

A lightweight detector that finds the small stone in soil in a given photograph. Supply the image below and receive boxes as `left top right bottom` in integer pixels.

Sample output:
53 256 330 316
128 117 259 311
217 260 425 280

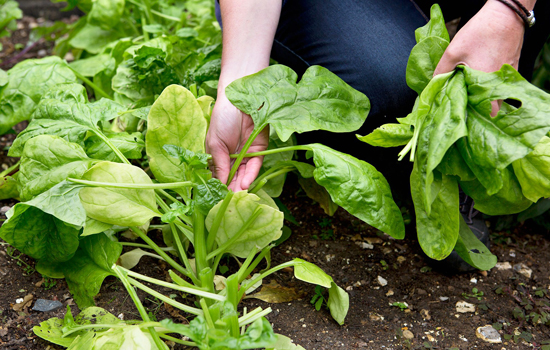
513 263 532 279
32 299 63 312
402 330 414 339
386 289 394 297
470 277 477 284
357 242 373 249
476 325 501 343
456 301 475 313
377 276 387 287
0 206 12 215
439 297 449 301
420 309 431 320
495 262 512 270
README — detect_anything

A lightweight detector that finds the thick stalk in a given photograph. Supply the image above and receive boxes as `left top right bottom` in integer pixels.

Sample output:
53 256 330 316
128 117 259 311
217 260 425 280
128 277 203 316
130 226 199 285
89 132 131 165
68 178 193 190
193 211 209 282
234 249 257 282
199 299 216 329
112 266 167 349
238 307 272 327
206 191 234 251
225 275 240 337
227 124 267 185
120 267 224 301
68 67 112 100
169 222 195 277
206 208 263 260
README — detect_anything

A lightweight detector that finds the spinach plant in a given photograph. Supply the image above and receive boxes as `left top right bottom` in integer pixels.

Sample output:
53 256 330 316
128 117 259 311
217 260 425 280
359 5 550 270
0 63 405 348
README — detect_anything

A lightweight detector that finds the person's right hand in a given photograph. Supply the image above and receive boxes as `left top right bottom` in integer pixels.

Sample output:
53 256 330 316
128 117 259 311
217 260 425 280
206 92 269 192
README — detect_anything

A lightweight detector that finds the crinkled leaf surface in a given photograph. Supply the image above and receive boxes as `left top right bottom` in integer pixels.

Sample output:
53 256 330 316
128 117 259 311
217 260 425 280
357 123 413 148
62 233 122 308
453 216 497 271
413 72 467 214
513 136 550 202
307 144 404 239
411 167 459 260
85 132 144 162
436 145 476 182
18 135 97 201
69 23 122 54
406 36 449 94
0 205 80 263
87 0 124 29
9 95 125 157
205 190 283 258
195 178 228 215
460 167 532 215
0 174 19 201
79 162 158 226
0 56 77 134
226 65 370 142
457 65 550 194
146 85 207 183
69 54 115 77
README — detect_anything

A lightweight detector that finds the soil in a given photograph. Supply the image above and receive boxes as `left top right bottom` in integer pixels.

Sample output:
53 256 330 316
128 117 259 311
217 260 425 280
1 12 550 350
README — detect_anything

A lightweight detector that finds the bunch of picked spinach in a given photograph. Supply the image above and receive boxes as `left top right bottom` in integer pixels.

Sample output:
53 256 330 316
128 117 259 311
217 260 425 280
359 5 550 270
0 54 406 347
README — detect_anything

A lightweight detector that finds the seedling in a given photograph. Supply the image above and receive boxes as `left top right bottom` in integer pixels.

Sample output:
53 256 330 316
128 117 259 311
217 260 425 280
310 285 327 311
392 302 409 311
462 287 484 301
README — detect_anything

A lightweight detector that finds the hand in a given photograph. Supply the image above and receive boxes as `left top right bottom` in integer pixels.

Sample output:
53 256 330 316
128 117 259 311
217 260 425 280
434 0 526 115
206 92 269 192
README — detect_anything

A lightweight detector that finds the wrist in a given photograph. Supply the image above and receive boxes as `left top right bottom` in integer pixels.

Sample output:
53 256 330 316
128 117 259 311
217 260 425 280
486 0 536 28
484 0 527 30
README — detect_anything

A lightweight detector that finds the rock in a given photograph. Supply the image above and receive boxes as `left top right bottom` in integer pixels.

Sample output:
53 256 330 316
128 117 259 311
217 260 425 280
0 206 11 215
365 237 383 244
369 312 384 321
32 299 63 312
509 249 516 258
326 254 335 262
426 334 435 342
402 330 414 339
439 297 449 302
377 276 387 287
416 288 427 295
495 262 512 270
513 263 532 279
386 289 394 297
476 325 502 344
357 242 374 249
37 49 47 57
456 301 475 313
420 309 431 320
470 277 478 284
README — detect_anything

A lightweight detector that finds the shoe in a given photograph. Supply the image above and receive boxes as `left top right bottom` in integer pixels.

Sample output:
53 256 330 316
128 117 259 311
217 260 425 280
430 192 491 273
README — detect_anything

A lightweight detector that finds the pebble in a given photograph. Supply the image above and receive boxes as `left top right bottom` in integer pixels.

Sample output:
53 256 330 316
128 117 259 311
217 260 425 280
509 250 516 258
476 325 502 344
377 276 387 287
365 237 383 244
0 206 11 215
513 263 532 279
439 297 449 302
470 277 478 284
357 242 374 250
37 49 47 57
456 301 475 313
386 289 394 297
402 330 414 339
420 309 431 320
32 299 63 312
495 262 512 270
426 334 435 342
369 312 384 321
326 254 335 262
416 288 427 295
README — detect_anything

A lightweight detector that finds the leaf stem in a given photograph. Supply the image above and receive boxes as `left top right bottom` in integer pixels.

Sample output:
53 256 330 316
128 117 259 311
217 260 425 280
128 277 203 316
130 226 199 285
150 9 181 22
0 161 20 177
68 178 194 190
121 242 175 252
112 266 167 349
238 261 296 300
240 245 273 283
158 334 196 347
227 124 267 185
229 145 311 159
90 131 131 165
193 211 209 283
238 307 272 327
249 167 294 194
120 266 225 301
68 67 112 100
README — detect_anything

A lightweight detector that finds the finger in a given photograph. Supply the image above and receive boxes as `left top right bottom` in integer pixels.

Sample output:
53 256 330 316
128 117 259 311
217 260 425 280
240 156 264 190
208 144 231 186
228 164 247 192
490 100 502 117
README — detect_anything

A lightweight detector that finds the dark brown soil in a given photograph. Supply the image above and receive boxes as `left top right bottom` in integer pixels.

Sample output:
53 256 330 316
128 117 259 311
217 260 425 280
1 13 550 350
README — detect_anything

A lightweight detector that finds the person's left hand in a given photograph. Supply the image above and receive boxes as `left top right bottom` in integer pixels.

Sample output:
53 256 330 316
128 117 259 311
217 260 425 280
433 0 527 115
